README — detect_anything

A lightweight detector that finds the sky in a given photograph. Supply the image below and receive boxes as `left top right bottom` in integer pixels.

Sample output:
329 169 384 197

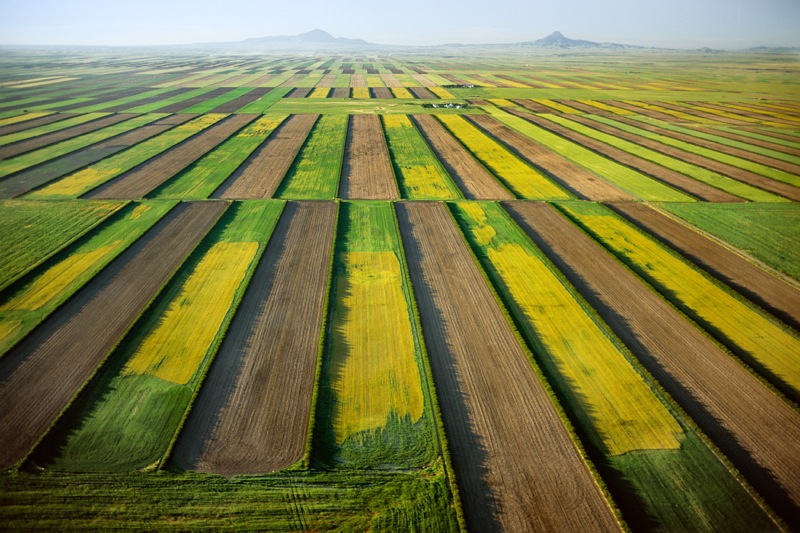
1 0 799 50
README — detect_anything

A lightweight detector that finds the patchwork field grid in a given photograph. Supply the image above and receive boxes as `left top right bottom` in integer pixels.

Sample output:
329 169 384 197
0 48 798 532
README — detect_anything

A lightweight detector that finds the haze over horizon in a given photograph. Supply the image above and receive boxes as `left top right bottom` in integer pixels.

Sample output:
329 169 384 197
1 0 799 50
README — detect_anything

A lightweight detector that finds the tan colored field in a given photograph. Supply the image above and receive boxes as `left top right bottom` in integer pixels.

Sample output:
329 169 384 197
411 114 512 199
467 114 633 201
339 115 398 199
396 201 620 532
506 201 800 517
87 114 257 199
172 201 336 475
0 201 226 469
611 202 800 331
215 114 318 199
506 109 744 202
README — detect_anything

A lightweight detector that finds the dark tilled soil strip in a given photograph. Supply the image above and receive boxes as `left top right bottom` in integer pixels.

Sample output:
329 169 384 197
330 87 350 98
409 87 436 99
0 113 137 161
339 114 398 199
172 201 336 475
86 114 258 199
467 114 634 201
0 113 77 137
505 201 800 525
410 114 512 199
0 114 195 199
610 202 800 332
100 87 195 113
210 88 271 113
151 88 232 114
0 201 227 470
370 87 393 99
52 87 152 112
396 201 620 533
506 109 742 202
511 99 553 113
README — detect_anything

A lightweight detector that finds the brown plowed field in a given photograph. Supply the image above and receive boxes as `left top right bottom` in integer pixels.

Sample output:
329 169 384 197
410 114 512 199
396 201 620 533
0 113 136 161
339 114 398 199
350 74 366 87
607 115 800 175
152 88 232 113
101 88 194 113
287 87 312 98
688 101 800 127
54 87 153 112
316 73 338 88
505 202 800 523
467 114 634 201
610 202 800 332
0 201 226 470
649 101 772 128
0 114 195 199
330 87 350 98
695 125 800 156
370 87 393 99
214 114 317 199
507 109 742 202
172 201 336 476
511 99 554 113
380 73 402 87
0 113 76 137
408 87 436 99
210 88 272 113
567 114 800 201
411 74 435 87
602 100 681 121
87 114 257 199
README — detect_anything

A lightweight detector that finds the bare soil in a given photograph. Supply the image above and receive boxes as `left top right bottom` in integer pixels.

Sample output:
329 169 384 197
566 114 800 201
505 202 800 523
370 87 393 99
0 201 226 469
0 113 78 137
101 88 194 113
467 114 634 201
339 115 398 199
0 114 196 199
214 114 318 199
330 88 350 99
152 88 232 113
411 114 512 199
172 201 336 475
511 99 554 113
408 87 436 99
0 114 137 161
396 201 620 533
610 202 800 332
86 114 257 199
286 87 312 98
210 88 272 113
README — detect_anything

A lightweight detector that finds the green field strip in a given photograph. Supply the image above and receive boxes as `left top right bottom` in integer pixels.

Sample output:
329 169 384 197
0 200 125 292
315 201 438 468
0 112 112 147
0 200 175 357
276 114 347 199
180 87 253 113
539 113 785 203
488 107 695 201
436 114 571 200
153 114 288 199
65 87 186 114
121 87 220 114
27 114 227 199
236 87 292 113
0 113 167 185
38 201 284 472
660 202 800 281
382 115 462 200
559 201 800 399
0 111 54 126
710 124 800 151
630 115 800 166
587 115 800 188
451 200 775 531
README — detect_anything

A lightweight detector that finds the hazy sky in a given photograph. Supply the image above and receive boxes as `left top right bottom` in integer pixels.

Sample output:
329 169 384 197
1 0 799 49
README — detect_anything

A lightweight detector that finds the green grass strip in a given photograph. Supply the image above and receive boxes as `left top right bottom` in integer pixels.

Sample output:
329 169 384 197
276 114 347 199
153 114 288 199
181 87 254 114
122 87 220 114
27 114 226 198
660 202 800 281
0 200 174 357
540 113 785 203
237 87 293 113
66 87 184 114
588 115 800 187
0 114 166 180
0 112 110 147
486 107 695 202
710 124 800 151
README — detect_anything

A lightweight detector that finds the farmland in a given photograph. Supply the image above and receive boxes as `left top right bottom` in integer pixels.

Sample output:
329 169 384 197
0 48 798 532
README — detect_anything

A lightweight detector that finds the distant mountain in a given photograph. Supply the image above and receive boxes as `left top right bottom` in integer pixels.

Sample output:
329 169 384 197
238 29 370 48
512 31 644 50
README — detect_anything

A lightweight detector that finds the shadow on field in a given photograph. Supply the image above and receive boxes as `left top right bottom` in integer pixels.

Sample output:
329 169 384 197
395 203 502 532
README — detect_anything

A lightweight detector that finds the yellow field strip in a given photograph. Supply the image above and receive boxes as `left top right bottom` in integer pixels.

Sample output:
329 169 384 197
123 241 259 385
457 202 683 455
561 203 800 395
